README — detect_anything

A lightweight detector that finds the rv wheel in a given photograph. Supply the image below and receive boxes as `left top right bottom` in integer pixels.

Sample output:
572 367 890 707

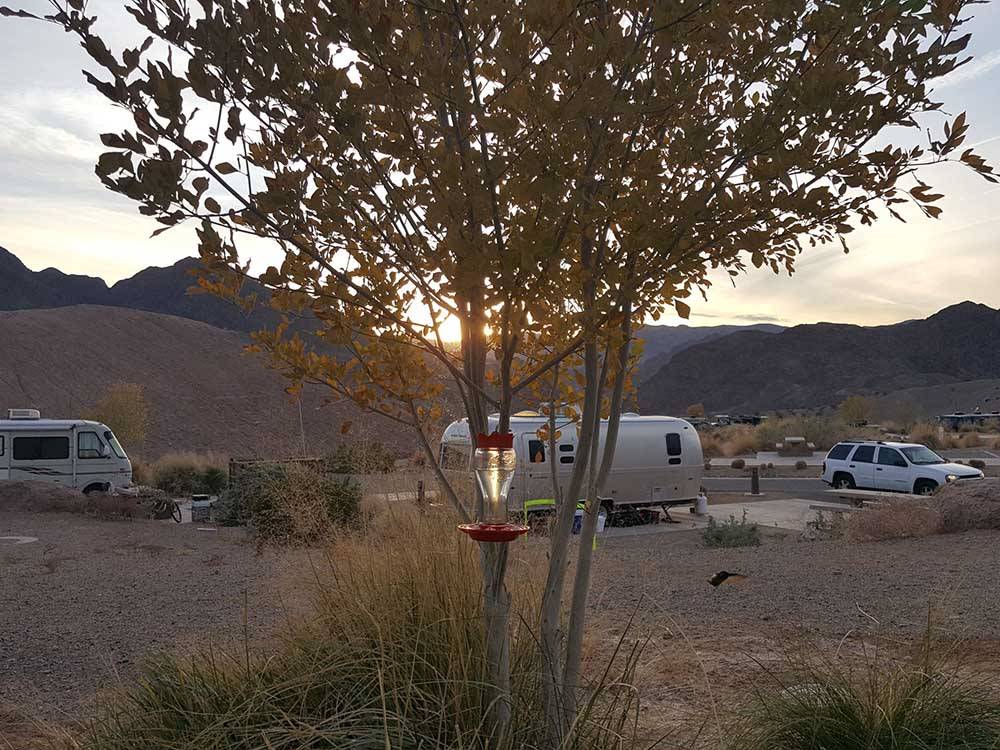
83 483 110 496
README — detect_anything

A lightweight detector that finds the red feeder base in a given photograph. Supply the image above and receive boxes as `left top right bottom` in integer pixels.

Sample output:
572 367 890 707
458 523 530 543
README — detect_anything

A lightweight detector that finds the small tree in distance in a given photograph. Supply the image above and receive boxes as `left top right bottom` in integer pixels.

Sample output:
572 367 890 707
839 394 877 427
687 403 707 419
9 0 996 741
83 382 150 453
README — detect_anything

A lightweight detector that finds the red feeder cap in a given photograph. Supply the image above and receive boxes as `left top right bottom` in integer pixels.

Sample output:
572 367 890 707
476 431 514 449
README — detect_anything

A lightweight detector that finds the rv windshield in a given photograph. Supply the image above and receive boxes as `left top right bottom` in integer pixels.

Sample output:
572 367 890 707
104 431 127 459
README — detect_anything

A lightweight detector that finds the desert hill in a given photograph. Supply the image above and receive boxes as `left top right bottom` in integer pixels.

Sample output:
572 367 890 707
0 305 401 459
639 302 1000 415
636 322 783 380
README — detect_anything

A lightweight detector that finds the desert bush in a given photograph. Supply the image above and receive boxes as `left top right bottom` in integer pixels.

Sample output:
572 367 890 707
83 512 643 750
845 499 942 542
718 425 757 457
753 416 857 452
795 460 808 470
703 510 761 548
909 422 941 449
325 440 395 474
82 382 150 453
218 463 361 543
151 452 229 496
700 432 723 458
970 459 987 470
728 645 1000 750
959 432 984 449
730 458 746 469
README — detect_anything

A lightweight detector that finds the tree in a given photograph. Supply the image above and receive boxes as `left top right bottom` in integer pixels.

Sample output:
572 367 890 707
687 403 706 419
12 0 994 740
83 382 150 452
839 395 876 426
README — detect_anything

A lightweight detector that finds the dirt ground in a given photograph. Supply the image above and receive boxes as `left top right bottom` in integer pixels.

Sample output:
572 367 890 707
0 511 311 729
4 503 1000 746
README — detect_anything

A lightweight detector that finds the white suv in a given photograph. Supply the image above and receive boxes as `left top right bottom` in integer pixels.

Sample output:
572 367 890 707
822 440 984 496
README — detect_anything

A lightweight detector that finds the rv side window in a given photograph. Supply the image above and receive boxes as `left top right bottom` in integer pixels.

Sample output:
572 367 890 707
13 436 70 461
559 443 574 464
0 436 4 456
527 440 546 464
78 432 106 460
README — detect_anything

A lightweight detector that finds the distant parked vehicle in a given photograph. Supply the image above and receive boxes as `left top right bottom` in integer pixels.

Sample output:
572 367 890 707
0 409 133 494
821 440 983 496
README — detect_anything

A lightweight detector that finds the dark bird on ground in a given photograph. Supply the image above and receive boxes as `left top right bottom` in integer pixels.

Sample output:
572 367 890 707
709 571 747 587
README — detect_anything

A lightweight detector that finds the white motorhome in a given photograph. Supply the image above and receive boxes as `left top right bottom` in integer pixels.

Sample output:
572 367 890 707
0 409 133 493
440 412 704 513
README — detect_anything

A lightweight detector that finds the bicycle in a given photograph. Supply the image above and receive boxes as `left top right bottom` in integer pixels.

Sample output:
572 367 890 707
151 496 183 523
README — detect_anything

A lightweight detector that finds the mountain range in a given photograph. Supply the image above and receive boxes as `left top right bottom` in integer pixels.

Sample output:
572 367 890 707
3 246 997 448
0 246 277 332
639 301 1000 415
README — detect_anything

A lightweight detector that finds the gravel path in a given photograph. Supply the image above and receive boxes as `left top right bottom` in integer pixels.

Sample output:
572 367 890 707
0 511 308 721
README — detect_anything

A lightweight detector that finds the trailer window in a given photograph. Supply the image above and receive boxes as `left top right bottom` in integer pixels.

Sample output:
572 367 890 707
665 433 683 465
527 440 546 464
0 436 4 456
13 436 70 461
78 432 106 460
559 444 574 464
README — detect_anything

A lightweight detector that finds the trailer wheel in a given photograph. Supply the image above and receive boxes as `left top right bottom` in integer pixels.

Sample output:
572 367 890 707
83 483 109 496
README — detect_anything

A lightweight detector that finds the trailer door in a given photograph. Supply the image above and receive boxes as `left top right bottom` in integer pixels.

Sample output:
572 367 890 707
0 434 8 480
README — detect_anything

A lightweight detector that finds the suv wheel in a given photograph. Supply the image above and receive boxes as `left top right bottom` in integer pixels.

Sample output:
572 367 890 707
832 473 855 490
914 479 937 497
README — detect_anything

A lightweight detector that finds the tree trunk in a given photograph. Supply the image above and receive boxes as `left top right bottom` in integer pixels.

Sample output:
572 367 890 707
539 337 601 741
561 316 632 716
481 542 512 738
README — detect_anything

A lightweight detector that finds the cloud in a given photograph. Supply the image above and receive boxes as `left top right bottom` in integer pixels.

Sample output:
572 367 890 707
933 48 1000 89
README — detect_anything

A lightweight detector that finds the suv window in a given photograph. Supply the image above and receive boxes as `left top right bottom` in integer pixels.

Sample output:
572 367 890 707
877 447 907 468
827 443 853 460
851 445 875 463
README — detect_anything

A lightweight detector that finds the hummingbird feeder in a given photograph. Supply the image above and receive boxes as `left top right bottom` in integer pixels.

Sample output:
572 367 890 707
458 431 529 543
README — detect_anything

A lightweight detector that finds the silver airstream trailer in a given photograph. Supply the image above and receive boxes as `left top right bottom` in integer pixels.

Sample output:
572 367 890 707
440 411 704 513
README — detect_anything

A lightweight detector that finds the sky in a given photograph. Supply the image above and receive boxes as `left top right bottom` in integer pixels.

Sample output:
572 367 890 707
1 1 999 330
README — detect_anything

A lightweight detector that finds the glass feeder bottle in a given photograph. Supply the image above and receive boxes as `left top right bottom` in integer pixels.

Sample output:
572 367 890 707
473 433 516 524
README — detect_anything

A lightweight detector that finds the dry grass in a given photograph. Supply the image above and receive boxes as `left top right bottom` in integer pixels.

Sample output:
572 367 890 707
846 480 1000 542
845 499 942 542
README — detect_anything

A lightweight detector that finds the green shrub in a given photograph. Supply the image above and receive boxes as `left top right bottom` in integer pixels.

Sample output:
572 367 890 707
153 463 203 496
702 509 761 548
795 460 808 470
754 416 858 452
325 440 395 474
731 458 746 469
728 647 1000 750
218 463 361 542
201 466 228 495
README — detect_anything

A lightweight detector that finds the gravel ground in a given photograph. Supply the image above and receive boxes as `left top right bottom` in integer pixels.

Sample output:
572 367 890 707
5 499 1000 744
589 526 1000 640
0 511 309 722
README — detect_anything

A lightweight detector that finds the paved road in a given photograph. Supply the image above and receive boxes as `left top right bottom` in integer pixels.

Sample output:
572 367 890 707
703 476 829 498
